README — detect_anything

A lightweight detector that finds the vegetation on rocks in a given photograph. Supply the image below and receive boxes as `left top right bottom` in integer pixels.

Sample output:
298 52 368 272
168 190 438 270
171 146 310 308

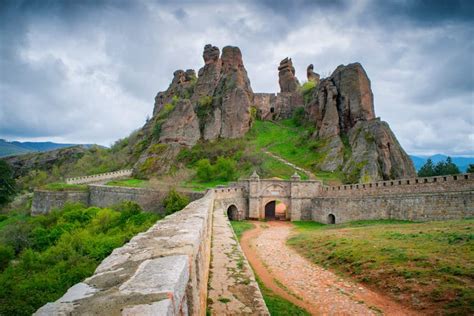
288 219 474 315
163 189 189 215
0 201 159 316
0 160 15 206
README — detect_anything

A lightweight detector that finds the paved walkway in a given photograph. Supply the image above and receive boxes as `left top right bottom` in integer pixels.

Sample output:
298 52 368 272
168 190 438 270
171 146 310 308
241 221 419 316
207 208 269 315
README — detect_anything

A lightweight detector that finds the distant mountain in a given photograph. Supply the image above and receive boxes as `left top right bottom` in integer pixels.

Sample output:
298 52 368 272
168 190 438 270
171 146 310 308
0 139 96 157
410 154 474 172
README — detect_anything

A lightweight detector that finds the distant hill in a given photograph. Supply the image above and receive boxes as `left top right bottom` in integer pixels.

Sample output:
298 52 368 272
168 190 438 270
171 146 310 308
0 139 96 157
410 154 474 172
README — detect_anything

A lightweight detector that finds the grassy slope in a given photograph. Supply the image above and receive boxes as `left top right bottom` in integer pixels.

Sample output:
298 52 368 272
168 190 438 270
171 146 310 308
229 221 310 315
288 219 474 315
246 120 342 184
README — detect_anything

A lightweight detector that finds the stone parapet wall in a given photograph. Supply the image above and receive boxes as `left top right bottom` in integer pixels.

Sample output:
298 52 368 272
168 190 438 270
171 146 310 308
31 190 90 215
32 185 204 215
89 185 204 214
66 169 133 184
35 190 216 316
313 191 473 224
322 173 473 198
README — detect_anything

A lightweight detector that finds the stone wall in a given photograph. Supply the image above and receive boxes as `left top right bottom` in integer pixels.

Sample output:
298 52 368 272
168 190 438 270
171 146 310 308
253 92 300 120
35 190 216 316
66 169 133 184
212 185 248 220
32 185 204 215
314 174 474 224
31 190 90 216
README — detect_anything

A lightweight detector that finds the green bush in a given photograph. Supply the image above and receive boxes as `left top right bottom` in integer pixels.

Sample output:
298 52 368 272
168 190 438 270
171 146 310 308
0 160 15 206
0 202 159 315
292 107 306 127
196 159 213 182
300 81 317 105
163 189 190 215
215 156 237 181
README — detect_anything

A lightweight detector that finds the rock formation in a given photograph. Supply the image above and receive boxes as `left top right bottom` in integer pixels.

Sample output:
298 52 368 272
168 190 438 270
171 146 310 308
130 44 414 182
306 62 415 181
278 57 299 93
307 64 320 85
133 44 254 175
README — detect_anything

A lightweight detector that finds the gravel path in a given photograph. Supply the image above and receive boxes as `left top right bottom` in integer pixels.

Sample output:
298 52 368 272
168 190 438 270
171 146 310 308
207 208 269 315
241 221 419 316
263 150 317 180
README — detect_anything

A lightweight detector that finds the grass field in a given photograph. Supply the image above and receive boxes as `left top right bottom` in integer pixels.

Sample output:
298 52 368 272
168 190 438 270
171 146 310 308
105 178 149 188
40 183 89 191
288 219 474 315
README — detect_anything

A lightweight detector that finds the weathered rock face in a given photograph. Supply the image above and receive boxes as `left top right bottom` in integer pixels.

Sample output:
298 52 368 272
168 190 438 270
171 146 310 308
305 62 415 181
134 44 254 176
278 57 299 93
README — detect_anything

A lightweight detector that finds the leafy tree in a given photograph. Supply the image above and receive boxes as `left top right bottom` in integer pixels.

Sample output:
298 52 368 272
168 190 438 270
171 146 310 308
418 159 435 177
467 164 474 173
163 189 189 215
0 160 16 206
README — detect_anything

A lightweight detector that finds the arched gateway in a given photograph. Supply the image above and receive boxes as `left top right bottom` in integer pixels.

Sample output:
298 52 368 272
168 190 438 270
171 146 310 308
213 171 322 221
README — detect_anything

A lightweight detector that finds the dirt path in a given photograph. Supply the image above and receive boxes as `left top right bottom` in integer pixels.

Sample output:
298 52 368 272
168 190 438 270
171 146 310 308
207 207 269 315
262 150 317 180
240 221 420 316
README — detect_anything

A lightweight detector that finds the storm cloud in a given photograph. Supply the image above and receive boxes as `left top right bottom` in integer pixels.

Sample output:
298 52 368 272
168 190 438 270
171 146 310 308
0 0 473 155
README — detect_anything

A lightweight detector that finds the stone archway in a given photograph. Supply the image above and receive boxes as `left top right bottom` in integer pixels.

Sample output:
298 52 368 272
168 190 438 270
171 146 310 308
328 213 336 224
227 205 238 220
264 201 276 219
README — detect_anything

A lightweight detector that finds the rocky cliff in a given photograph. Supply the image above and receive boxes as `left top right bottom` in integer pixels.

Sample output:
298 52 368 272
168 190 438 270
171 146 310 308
128 44 414 182
132 44 254 176
304 62 415 181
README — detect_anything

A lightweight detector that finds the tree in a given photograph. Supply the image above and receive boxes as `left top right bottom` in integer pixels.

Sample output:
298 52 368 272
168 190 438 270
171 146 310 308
196 159 213 182
466 164 474 173
0 160 16 206
163 189 189 215
434 157 460 176
418 159 435 177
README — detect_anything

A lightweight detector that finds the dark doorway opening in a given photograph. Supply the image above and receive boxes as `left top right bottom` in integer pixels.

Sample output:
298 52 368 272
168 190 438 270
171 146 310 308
227 205 238 220
328 213 336 224
265 201 276 220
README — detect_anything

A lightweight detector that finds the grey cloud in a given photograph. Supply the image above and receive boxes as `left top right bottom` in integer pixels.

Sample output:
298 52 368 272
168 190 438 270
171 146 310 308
0 0 472 156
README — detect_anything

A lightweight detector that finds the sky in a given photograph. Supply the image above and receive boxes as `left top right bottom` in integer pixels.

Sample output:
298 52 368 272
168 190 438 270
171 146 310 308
0 0 473 156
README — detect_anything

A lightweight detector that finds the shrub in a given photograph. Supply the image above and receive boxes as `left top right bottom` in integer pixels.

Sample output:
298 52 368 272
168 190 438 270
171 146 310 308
163 189 189 215
300 81 317 105
292 107 306 127
0 160 15 206
196 159 213 182
0 244 14 271
215 157 237 181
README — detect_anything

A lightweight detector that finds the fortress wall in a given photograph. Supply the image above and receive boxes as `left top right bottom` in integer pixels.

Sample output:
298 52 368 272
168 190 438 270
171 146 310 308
212 186 248 219
313 191 473 224
32 185 204 215
322 174 473 198
66 169 133 184
88 185 204 214
35 190 216 316
31 190 90 215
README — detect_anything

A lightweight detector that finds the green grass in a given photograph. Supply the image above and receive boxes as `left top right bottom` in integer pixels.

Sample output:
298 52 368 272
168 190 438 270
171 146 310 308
105 178 149 188
246 120 342 183
230 220 255 240
288 219 474 315
40 183 89 191
255 275 310 316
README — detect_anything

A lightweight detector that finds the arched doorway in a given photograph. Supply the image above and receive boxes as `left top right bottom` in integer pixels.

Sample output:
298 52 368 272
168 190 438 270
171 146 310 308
264 200 287 220
328 213 336 224
227 205 238 221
